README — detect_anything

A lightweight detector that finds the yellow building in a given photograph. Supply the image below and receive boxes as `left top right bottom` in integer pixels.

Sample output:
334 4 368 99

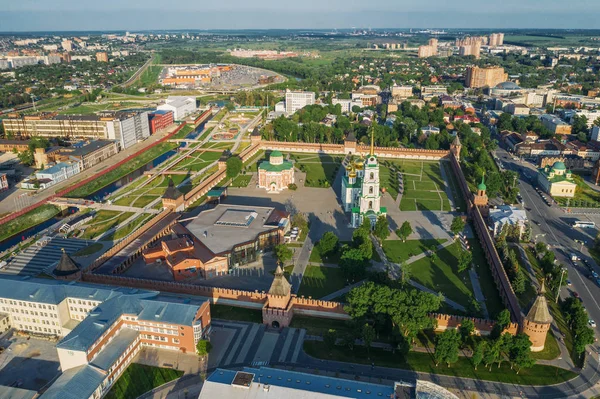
465 66 508 88
537 161 576 198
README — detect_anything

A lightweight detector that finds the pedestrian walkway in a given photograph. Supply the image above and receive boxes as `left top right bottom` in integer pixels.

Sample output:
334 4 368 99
468 267 489 319
321 280 366 301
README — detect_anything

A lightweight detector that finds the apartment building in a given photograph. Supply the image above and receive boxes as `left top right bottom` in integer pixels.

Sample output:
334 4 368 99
489 33 505 47
391 84 413 99
540 114 572 135
2 111 150 150
465 66 508 88
418 40 438 58
95 52 108 62
331 98 363 113
284 90 315 114
421 85 448 100
0 276 211 399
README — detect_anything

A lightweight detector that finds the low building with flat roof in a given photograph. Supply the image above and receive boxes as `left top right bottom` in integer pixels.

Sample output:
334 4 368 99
199 367 459 399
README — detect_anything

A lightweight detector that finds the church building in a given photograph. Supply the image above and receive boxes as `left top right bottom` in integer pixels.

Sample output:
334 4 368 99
341 130 387 227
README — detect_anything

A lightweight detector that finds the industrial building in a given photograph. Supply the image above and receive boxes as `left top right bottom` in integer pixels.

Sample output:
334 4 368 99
157 96 196 120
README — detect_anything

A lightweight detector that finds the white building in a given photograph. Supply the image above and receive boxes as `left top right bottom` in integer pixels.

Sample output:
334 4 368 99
103 111 151 150
592 125 600 142
564 109 600 128
22 162 82 190
341 133 387 228
420 125 440 136
332 98 363 113
284 90 315 114
489 205 528 239
158 96 196 120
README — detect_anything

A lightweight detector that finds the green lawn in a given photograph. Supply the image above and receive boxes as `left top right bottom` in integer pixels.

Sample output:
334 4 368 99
139 65 163 87
308 242 350 265
297 265 347 299
382 239 447 264
409 241 476 310
468 235 504 319
210 304 263 323
104 214 154 241
73 243 104 257
172 151 222 172
65 142 178 198
290 315 353 337
0 204 61 242
105 364 183 399
304 341 576 386
81 211 133 239
290 153 343 188
231 174 252 188
379 160 451 211
441 160 467 212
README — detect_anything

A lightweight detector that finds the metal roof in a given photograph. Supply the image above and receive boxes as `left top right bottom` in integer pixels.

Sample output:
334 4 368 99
38 365 106 399
91 328 139 371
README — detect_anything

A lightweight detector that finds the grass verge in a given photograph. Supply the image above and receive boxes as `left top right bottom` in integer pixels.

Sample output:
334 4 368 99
105 364 183 399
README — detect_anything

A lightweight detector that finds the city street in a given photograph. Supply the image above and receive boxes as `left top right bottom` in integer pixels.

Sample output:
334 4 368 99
493 146 600 346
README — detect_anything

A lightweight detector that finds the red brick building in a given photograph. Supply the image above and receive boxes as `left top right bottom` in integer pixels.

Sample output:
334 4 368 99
148 110 174 134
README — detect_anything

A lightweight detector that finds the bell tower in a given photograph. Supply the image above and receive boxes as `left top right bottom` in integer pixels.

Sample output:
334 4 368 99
473 175 489 216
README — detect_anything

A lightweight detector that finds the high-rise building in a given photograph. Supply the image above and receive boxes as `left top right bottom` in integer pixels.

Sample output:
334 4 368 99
465 66 508 88
61 39 73 52
284 89 315 114
418 38 438 58
95 52 108 62
459 43 481 59
489 33 505 47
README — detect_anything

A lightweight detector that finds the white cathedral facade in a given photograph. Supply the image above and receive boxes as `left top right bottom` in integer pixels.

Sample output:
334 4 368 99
341 137 387 228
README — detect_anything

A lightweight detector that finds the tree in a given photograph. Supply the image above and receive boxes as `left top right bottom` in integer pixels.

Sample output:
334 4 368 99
274 244 293 265
572 114 589 137
459 319 475 344
362 324 376 356
373 216 390 241
226 156 243 179
396 221 412 242
483 339 501 371
318 231 339 257
339 248 369 281
434 329 461 367
450 216 465 236
324 329 337 349
472 341 485 370
400 261 412 284
457 249 473 273
493 309 512 338
196 339 212 356
509 334 536 374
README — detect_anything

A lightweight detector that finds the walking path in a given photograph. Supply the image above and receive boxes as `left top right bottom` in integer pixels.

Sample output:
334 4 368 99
321 280 366 301
468 267 490 319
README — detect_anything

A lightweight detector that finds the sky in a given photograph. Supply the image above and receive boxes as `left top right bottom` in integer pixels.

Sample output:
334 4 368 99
0 0 599 32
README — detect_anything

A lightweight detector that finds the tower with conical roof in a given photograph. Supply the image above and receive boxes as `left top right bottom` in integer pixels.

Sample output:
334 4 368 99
450 135 462 162
521 281 553 352
161 177 185 211
53 248 82 280
262 265 294 328
473 174 489 215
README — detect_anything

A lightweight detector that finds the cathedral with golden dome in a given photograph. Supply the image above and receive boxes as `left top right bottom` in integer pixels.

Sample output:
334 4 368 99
341 130 387 228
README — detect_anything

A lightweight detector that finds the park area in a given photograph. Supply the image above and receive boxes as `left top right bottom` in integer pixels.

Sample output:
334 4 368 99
289 153 343 188
296 265 347 299
382 239 447 264
379 160 451 211
105 364 183 399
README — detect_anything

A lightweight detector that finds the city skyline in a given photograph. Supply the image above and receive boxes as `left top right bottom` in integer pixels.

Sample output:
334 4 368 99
1 0 600 32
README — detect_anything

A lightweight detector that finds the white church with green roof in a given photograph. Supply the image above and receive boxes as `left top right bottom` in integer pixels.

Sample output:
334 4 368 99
258 150 295 192
341 132 387 227
537 160 576 198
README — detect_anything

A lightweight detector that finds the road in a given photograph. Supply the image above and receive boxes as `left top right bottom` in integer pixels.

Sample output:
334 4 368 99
493 146 600 344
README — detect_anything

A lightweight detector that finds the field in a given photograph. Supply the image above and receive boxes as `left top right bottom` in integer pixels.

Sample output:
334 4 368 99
297 265 346 299
105 364 183 399
289 153 343 188
0 204 61 242
65 142 178 198
380 160 450 211
304 341 576 386
409 241 476 310
382 239 447 264
80 211 133 239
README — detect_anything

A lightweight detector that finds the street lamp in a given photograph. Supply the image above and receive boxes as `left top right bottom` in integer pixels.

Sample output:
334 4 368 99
556 267 568 304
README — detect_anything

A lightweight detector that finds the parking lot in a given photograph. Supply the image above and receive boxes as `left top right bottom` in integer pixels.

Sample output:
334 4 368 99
0 334 61 391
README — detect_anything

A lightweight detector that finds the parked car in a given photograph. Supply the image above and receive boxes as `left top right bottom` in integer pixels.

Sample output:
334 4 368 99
589 320 597 328
567 279 572 286
573 292 580 299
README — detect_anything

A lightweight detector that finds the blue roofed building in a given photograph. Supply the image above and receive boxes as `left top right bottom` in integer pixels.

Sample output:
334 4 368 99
199 367 459 399
0 275 212 399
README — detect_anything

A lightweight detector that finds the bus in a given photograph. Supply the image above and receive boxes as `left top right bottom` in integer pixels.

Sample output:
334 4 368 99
572 220 596 229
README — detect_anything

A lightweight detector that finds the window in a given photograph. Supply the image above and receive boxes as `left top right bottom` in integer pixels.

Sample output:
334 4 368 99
369 201 373 210
369 186 373 194
370 172 374 179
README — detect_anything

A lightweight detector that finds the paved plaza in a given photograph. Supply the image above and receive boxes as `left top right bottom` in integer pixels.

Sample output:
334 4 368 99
207 320 306 370
0 334 61 391
0 237 89 276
